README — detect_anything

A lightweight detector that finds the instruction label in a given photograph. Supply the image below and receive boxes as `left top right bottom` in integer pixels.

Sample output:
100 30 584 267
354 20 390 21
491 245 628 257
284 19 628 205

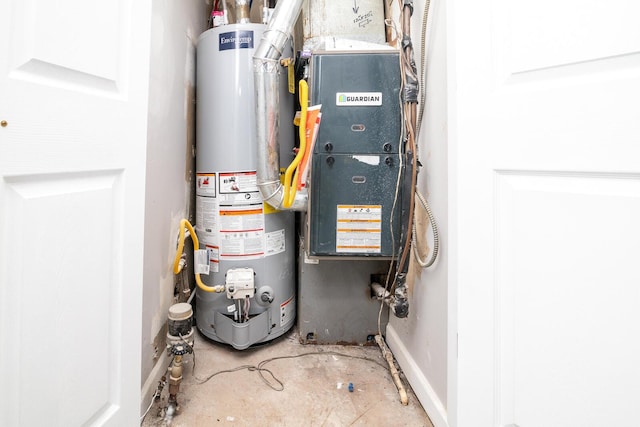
218 205 265 260
196 170 266 260
194 249 210 275
196 173 216 197
336 205 382 254
219 171 265 260
219 171 258 193
196 196 219 243
218 171 262 205
196 172 219 249
265 229 286 257
205 244 219 273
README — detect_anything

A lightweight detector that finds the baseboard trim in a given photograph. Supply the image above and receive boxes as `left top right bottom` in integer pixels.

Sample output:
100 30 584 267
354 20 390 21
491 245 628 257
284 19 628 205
140 353 172 418
386 325 449 427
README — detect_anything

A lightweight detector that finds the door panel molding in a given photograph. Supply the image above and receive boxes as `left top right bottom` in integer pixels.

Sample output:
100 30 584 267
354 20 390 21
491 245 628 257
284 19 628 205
1 170 127 425
10 59 120 96
494 170 640 426
7 0 130 97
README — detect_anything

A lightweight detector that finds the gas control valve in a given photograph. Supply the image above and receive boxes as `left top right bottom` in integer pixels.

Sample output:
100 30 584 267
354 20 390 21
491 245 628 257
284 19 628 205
225 267 256 299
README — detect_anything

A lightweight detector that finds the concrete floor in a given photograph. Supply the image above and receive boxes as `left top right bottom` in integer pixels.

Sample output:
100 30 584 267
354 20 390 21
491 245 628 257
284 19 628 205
142 327 433 427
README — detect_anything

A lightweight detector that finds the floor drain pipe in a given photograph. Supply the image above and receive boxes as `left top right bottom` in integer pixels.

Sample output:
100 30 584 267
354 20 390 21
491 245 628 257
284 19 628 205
375 335 409 406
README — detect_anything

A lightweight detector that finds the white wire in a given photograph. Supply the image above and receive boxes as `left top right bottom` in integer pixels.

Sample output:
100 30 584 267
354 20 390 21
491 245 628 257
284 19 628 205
140 389 159 423
244 296 250 322
187 288 196 305
379 15 408 337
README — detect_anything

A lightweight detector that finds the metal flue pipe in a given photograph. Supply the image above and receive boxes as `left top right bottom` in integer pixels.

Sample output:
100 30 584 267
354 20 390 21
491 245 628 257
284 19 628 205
253 0 307 210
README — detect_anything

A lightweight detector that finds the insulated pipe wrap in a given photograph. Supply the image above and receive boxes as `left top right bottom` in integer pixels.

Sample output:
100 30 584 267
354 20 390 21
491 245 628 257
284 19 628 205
253 0 306 211
254 65 280 185
254 29 289 60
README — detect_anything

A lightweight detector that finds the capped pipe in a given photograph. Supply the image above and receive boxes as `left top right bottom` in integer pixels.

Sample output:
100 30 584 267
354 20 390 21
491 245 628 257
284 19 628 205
236 0 251 23
371 282 391 300
253 0 307 211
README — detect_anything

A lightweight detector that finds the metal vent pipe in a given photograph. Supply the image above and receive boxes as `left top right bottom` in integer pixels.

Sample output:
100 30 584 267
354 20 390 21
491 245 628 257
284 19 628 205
253 0 307 210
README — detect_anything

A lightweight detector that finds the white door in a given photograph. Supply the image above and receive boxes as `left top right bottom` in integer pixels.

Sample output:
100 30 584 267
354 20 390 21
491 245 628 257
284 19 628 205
451 1 640 426
0 1 151 425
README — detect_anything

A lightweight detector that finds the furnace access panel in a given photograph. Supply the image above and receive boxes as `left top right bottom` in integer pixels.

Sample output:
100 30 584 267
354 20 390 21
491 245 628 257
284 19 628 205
307 51 404 258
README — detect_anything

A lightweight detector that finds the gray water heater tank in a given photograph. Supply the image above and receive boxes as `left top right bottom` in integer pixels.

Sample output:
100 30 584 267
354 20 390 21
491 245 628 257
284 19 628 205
195 23 296 349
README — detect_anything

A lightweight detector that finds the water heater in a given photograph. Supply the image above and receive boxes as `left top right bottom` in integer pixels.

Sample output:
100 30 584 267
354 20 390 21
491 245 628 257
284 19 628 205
195 23 295 350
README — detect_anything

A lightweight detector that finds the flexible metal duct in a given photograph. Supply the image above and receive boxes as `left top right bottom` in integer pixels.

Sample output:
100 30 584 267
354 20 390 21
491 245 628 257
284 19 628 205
253 0 307 210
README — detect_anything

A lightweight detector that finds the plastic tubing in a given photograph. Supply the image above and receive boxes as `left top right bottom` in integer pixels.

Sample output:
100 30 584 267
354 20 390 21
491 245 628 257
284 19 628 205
172 219 223 293
283 79 308 208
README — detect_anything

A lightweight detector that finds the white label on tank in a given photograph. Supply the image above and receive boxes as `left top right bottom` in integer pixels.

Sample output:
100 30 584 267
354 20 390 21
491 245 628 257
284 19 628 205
218 171 262 205
280 296 295 326
196 172 220 248
227 304 236 313
265 229 286 256
218 190 262 205
196 173 216 197
336 92 382 107
213 170 266 260
196 196 220 244
219 171 259 193
197 170 266 260
194 249 210 275
218 204 265 260
336 205 382 253
206 244 219 273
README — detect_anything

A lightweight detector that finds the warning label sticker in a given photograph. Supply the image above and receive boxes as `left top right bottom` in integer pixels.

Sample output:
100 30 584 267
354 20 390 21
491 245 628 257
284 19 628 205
218 171 262 205
336 205 382 253
196 172 219 247
219 204 265 260
205 244 220 273
196 196 219 243
265 229 286 257
196 170 266 261
194 249 210 275
196 173 216 197
219 171 258 193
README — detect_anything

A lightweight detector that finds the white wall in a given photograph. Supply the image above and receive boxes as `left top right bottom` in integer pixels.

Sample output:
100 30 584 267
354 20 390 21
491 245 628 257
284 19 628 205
386 1 449 426
140 0 209 408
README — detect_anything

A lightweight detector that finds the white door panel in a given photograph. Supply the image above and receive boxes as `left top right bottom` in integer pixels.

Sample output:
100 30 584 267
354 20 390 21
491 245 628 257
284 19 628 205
4 172 125 426
453 0 640 426
9 0 123 94
0 0 151 425
505 1 640 74
495 172 640 426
